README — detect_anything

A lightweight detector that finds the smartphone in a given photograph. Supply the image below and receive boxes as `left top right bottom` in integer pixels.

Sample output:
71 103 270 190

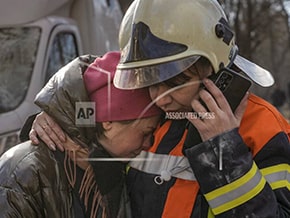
183 68 252 151
203 68 252 111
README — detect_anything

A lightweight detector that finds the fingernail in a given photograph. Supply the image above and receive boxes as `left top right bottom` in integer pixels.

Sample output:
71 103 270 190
60 135 66 142
203 78 210 84
32 137 39 144
50 144 56 151
32 140 38 145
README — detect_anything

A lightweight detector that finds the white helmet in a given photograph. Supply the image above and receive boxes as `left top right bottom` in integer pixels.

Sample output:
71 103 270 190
114 0 274 89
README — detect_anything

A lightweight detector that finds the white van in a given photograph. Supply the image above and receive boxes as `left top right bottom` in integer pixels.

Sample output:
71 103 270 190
0 0 132 155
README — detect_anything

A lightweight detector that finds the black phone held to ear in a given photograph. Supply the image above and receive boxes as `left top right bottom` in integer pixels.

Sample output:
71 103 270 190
183 68 252 151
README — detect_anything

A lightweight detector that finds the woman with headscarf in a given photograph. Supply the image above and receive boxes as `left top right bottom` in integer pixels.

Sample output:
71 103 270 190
0 51 162 218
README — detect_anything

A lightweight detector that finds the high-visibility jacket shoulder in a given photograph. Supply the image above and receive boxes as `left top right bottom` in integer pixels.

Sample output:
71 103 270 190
127 94 290 218
240 94 290 155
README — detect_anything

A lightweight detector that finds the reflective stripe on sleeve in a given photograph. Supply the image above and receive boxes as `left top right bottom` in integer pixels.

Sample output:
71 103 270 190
204 163 266 215
260 164 290 190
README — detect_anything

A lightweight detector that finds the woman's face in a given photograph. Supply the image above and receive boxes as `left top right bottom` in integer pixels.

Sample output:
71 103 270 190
99 115 160 158
149 63 212 112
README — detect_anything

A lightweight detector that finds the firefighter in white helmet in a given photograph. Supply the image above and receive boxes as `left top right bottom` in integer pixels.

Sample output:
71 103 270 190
26 0 290 217
113 0 290 217
114 0 274 89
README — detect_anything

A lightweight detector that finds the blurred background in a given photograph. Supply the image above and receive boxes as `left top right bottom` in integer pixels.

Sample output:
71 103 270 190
219 0 290 118
0 0 289 156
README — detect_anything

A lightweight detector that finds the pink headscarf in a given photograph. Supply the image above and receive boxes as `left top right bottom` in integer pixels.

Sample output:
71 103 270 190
83 51 162 122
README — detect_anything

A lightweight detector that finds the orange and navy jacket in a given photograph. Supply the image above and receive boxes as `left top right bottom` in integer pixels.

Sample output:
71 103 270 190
127 94 290 218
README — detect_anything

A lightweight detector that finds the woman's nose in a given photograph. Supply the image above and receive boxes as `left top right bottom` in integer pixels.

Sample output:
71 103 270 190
149 85 172 109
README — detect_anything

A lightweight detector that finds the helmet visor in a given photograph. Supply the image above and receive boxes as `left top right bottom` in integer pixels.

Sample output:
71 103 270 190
114 56 199 89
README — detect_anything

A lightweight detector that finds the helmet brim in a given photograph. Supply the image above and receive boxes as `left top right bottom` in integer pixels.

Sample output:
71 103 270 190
114 56 200 89
114 54 274 89
233 55 274 87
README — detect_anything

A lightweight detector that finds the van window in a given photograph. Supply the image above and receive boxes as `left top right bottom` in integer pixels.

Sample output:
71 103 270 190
45 32 78 83
0 27 41 113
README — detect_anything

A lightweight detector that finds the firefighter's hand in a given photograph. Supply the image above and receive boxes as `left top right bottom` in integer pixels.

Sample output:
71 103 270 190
188 78 248 141
29 111 66 151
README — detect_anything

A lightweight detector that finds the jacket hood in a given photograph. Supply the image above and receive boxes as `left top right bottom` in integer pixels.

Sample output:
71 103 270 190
34 55 97 146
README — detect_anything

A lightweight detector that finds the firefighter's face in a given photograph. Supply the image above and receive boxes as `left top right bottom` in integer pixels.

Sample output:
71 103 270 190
149 63 212 112
149 68 200 112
